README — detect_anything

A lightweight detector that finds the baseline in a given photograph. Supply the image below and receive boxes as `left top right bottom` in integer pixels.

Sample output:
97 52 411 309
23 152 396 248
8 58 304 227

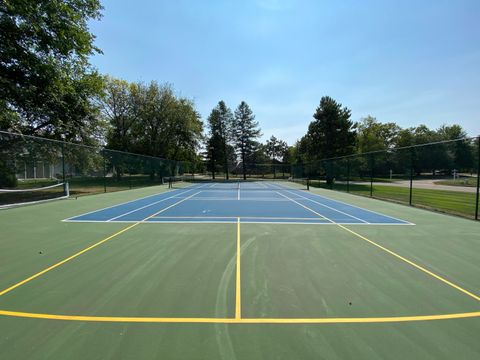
1 310 479 324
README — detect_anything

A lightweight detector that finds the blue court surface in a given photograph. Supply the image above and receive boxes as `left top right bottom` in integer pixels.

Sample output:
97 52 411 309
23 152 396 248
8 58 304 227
64 182 412 225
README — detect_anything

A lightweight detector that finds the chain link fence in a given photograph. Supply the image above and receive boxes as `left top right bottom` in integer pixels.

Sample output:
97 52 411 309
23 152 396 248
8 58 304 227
0 131 195 197
2 131 479 220
292 137 480 220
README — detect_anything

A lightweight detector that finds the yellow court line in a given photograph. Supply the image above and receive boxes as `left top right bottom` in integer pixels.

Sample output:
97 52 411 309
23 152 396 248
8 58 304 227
277 192 480 303
337 224 480 302
0 192 201 297
235 217 241 319
0 309 479 324
0 223 139 297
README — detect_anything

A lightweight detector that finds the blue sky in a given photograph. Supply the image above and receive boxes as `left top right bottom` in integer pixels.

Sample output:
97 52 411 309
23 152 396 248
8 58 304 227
89 0 480 144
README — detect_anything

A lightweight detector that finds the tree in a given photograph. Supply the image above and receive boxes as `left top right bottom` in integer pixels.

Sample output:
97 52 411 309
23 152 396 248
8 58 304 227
393 125 448 176
437 124 474 171
282 145 296 164
206 135 221 179
102 80 202 179
279 141 289 162
265 135 288 178
233 101 261 180
205 101 234 179
356 116 400 153
131 82 202 161
102 77 138 152
265 136 283 161
304 96 356 159
0 0 104 142
303 96 356 183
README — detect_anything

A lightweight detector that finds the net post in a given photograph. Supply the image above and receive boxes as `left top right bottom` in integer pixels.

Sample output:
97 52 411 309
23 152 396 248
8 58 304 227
65 182 70 197
307 178 310 191
475 136 480 220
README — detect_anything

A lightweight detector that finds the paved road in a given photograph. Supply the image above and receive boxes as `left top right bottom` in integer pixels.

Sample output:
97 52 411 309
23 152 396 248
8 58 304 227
350 179 477 193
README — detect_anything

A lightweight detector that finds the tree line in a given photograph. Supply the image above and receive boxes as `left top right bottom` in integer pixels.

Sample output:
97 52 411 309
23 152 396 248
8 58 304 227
290 96 474 165
1 1 476 183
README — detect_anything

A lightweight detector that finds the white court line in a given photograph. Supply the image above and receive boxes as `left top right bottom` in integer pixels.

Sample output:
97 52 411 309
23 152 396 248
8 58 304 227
146 221 331 225
170 197 293 202
176 197 237 201
62 183 208 222
106 188 196 222
258 182 269 189
150 216 320 220
275 192 335 223
285 190 369 224
299 188 415 225
256 181 411 224
265 182 297 190
62 218 412 225
62 184 191 221
145 191 201 218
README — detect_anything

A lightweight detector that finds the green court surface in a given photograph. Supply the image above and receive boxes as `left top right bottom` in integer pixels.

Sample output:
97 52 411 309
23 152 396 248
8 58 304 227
0 185 479 359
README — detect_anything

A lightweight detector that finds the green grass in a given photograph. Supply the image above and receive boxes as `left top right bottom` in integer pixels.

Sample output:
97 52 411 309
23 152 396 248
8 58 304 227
435 177 479 187
311 182 479 219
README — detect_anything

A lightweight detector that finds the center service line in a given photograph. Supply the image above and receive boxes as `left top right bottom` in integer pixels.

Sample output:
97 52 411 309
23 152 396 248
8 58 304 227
235 217 242 319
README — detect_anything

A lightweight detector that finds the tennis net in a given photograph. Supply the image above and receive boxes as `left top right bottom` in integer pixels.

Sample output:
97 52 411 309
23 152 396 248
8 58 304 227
0 182 69 209
167 177 310 191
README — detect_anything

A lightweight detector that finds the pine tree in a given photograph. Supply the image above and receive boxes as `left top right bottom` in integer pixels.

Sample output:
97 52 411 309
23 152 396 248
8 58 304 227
233 101 261 180
206 101 234 179
304 96 356 184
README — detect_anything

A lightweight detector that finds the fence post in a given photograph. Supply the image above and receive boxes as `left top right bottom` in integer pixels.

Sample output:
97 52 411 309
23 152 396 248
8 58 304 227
370 154 374 197
346 158 350 193
409 149 414 206
211 151 215 180
475 136 480 220
103 150 107 193
61 142 66 183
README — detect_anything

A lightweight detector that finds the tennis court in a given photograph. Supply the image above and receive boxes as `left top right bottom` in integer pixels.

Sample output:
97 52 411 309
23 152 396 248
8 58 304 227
64 181 411 225
0 181 479 359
